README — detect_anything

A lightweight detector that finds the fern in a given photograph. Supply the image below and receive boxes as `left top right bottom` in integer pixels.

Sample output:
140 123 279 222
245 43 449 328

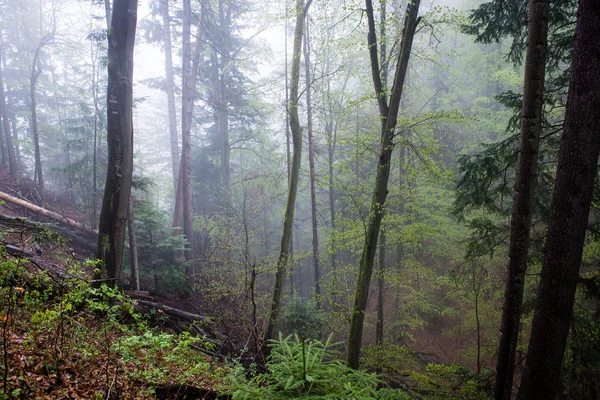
231 333 412 399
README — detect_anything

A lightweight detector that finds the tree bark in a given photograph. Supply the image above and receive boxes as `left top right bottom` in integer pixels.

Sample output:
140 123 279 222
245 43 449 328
0 42 16 180
178 0 204 284
181 0 195 280
30 45 44 199
375 0 388 372
95 0 138 287
347 0 420 369
376 227 385 375
160 0 180 190
265 0 312 342
517 1 600 398
303 16 321 311
493 0 550 396
128 198 140 291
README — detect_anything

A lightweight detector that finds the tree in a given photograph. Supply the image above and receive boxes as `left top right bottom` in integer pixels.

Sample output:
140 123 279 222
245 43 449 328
177 0 205 283
160 0 180 190
180 0 194 271
95 0 138 286
517 0 600 397
303 16 321 311
0 41 15 179
265 0 313 342
29 36 53 200
493 0 549 396
346 0 420 369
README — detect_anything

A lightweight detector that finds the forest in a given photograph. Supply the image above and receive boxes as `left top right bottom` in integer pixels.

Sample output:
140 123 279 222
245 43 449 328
0 0 598 398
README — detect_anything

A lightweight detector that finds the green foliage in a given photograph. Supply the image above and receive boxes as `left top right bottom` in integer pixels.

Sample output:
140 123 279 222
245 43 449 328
0 244 228 398
231 334 412 399
125 193 189 294
361 343 420 375
279 296 322 339
412 363 491 399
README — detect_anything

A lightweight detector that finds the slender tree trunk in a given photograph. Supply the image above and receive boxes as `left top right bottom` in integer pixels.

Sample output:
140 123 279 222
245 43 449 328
178 0 204 284
95 0 138 287
284 1 296 293
30 48 44 199
376 227 385 375
218 0 231 211
181 0 195 279
347 0 420 369
375 0 388 371
517 1 600 398
128 198 140 291
160 0 179 190
9 117 19 169
172 160 183 234
91 48 100 229
303 16 321 310
472 267 481 375
0 43 16 180
265 0 313 342
493 0 549 396
219 78 230 209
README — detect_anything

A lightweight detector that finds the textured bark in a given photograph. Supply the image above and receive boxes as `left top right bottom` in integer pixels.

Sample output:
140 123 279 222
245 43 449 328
160 0 180 190
0 43 16 179
127 199 140 291
95 0 138 287
375 0 388 371
265 0 312 342
303 17 321 310
347 0 420 369
493 0 549 397
517 0 600 398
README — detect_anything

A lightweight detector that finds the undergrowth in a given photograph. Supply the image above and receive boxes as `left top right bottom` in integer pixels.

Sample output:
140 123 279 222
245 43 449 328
0 241 491 399
0 248 228 399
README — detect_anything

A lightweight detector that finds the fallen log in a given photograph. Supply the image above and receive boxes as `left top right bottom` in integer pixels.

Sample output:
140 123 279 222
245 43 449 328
0 190 97 237
1 242 71 280
134 299 210 323
0 214 97 253
132 298 230 354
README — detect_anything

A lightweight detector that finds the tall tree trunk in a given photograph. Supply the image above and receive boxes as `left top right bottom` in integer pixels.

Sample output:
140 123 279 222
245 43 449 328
218 0 231 211
128 198 140 291
181 0 195 280
178 0 204 284
303 16 321 311
472 267 482 375
493 0 549 396
91 48 100 229
0 43 16 180
160 0 179 190
376 227 385 375
265 0 313 342
95 0 138 287
375 0 388 371
284 2 296 293
30 47 44 200
347 0 420 369
517 1 600 398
